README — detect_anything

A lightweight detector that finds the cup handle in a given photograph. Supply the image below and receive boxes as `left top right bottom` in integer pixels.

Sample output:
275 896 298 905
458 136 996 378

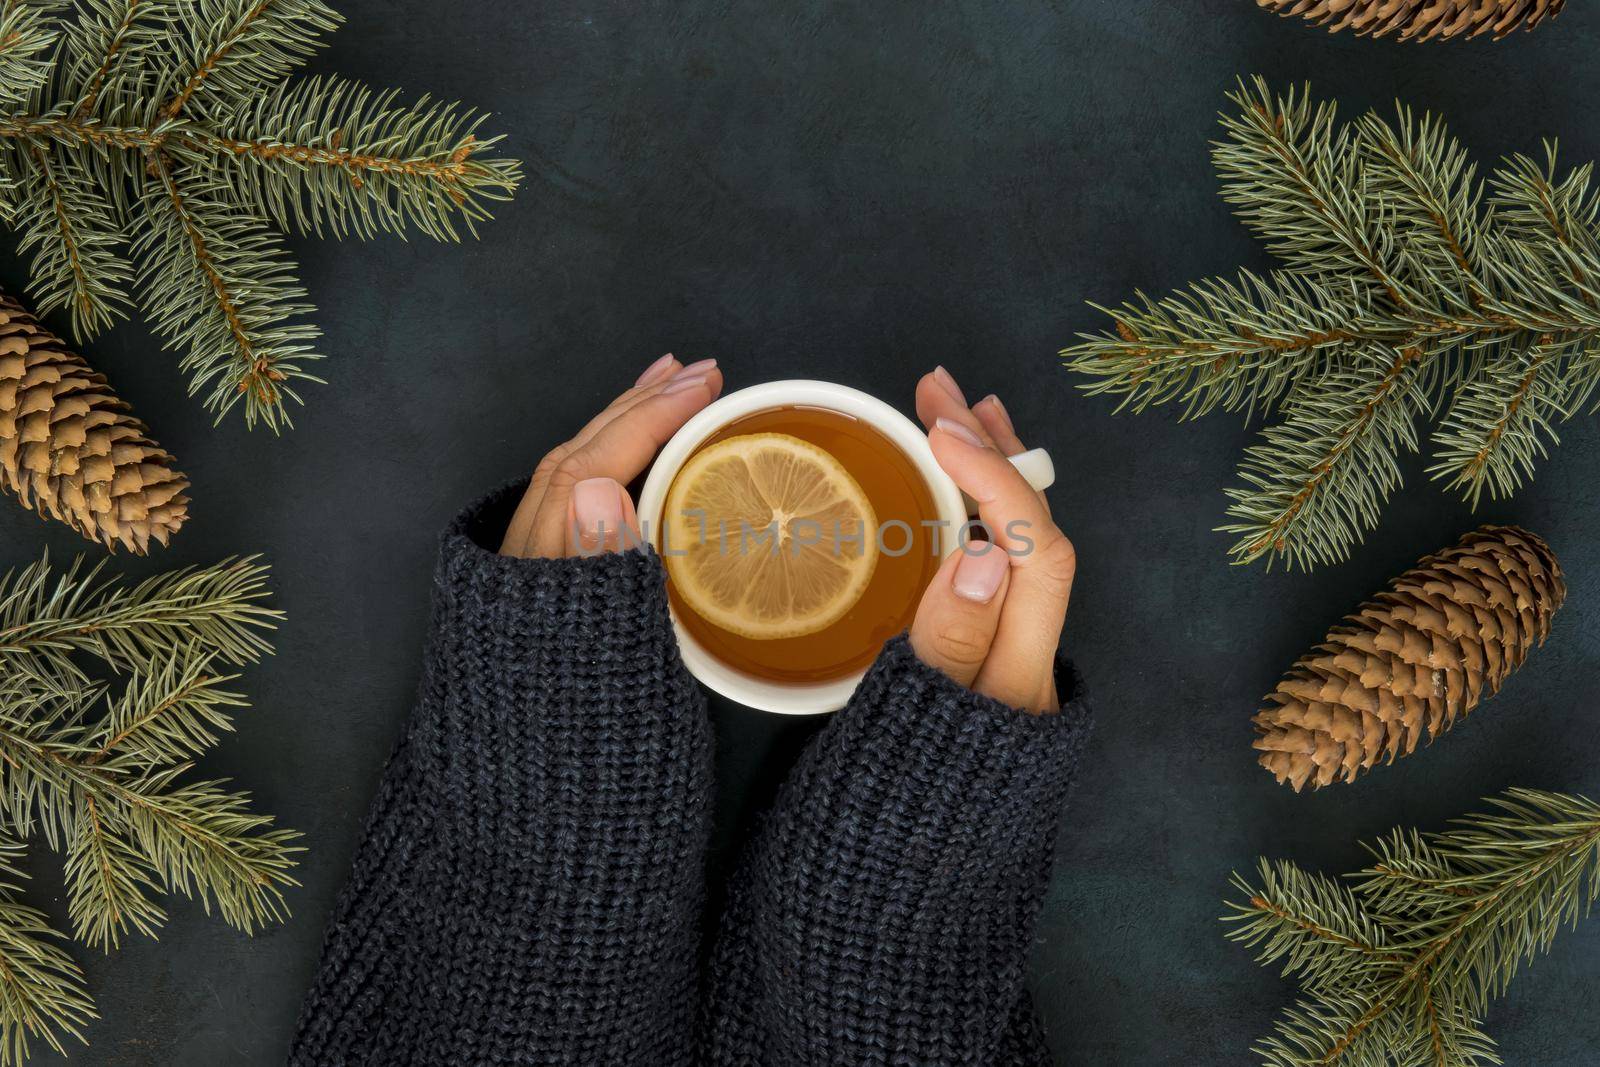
959 448 1055 516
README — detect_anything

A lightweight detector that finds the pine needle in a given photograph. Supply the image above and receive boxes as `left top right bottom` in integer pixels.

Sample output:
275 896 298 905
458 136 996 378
0 551 295 1057
1225 788 1600 1066
1063 78 1600 569
0 0 521 429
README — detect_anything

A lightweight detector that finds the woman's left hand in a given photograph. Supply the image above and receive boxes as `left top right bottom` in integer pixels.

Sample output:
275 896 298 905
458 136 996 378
499 354 724 559
905 367 1076 714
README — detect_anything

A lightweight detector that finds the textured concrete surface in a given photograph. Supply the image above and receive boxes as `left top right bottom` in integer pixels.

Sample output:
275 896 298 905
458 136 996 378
2 1 1599 1063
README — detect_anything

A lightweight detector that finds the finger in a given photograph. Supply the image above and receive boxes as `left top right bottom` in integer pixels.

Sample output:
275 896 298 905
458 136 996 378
973 392 1049 513
506 358 720 556
908 541 1011 689
975 514 1072 711
570 357 715 454
501 353 687 555
929 420 1075 714
531 356 710 503
563 477 643 557
529 370 723 556
914 366 997 448
972 394 1025 456
930 418 1055 558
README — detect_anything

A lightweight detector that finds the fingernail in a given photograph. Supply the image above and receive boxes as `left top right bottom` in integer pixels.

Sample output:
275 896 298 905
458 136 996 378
573 477 625 538
934 416 984 448
669 358 717 382
635 353 677 387
978 394 1013 433
933 365 966 404
953 545 1008 603
662 374 709 396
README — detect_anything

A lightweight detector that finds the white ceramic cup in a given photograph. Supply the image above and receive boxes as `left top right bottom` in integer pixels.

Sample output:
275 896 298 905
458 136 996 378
636 380 1055 715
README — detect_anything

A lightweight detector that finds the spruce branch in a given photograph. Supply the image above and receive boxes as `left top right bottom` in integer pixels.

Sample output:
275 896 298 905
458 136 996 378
61 0 171 119
1064 78 1600 568
193 75 523 241
7 141 131 336
1072 270 1382 420
0 550 294 1057
0 3 61 113
1428 337 1571 507
0 552 278 670
0 0 521 428
158 0 339 122
1226 788 1600 1066
134 154 320 427
1214 80 1414 308
1221 344 1434 569
0 840 94 1067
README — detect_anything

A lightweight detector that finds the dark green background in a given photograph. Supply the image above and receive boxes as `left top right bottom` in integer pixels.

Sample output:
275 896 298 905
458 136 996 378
3 1 1598 1063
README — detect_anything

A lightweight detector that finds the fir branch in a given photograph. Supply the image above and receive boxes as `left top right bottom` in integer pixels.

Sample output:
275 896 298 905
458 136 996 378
64 793 165 950
158 0 339 121
0 549 296 1051
6 141 131 335
1226 788 1600 1066
1251 988 1428 1067
0 110 162 153
85 646 242 767
134 155 322 428
1370 789 1600 1010
0 552 280 671
1213 79 1415 309
1222 344 1434 569
0 840 94 1067
61 0 171 118
184 74 522 240
0 2 62 112
1064 78 1600 568
1064 270 1383 420
115 774 298 932
1224 860 1404 992
0 715 299 942
1428 337 1571 507
1491 147 1600 265
1355 107 1488 313
0 0 519 427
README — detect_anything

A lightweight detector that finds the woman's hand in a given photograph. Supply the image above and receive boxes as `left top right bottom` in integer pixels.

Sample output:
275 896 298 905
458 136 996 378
907 367 1076 714
499 354 724 558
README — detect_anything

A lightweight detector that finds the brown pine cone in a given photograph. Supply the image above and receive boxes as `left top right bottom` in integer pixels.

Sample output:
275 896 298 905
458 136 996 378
0 291 189 552
1256 0 1566 41
1254 526 1565 791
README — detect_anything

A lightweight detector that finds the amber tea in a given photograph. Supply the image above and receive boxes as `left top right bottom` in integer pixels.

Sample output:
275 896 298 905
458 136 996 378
658 405 942 684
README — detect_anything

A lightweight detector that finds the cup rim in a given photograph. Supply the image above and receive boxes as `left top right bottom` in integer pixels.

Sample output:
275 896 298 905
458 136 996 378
636 380 964 715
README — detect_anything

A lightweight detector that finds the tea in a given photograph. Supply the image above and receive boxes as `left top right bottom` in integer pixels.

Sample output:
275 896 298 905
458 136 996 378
659 405 942 684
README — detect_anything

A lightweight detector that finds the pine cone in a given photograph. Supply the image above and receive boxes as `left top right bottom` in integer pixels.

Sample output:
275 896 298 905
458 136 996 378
1257 0 1566 40
0 291 188 552
1254 526 1565 791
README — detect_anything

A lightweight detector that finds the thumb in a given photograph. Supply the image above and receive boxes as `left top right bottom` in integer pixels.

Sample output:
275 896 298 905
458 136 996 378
564 477 642 557
907 542 1011 688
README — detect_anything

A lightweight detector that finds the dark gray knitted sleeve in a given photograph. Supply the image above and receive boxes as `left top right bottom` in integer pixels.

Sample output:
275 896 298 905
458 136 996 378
702 634 1091 1066
290 483 714 1066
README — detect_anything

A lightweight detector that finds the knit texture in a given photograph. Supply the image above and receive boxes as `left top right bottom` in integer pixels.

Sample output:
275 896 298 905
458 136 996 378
292 481 1093 1065
702 635 1091 1066
290 482 715 1065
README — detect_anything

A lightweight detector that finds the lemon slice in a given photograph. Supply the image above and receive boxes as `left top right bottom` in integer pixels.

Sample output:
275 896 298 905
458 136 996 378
662 432 879 640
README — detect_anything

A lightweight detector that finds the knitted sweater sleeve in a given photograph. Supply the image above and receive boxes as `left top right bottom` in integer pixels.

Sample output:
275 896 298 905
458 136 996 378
702 634 1092 1066
289 483 714 1067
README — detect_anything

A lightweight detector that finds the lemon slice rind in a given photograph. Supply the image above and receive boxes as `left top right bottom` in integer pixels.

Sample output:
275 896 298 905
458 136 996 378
663 432 878 640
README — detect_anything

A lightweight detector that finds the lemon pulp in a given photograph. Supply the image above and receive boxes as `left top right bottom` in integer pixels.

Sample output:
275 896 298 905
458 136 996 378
662 432 879 640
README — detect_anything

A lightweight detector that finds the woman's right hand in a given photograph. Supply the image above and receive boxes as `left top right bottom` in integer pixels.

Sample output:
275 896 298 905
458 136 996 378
498 353 724 559
905 367 1077 714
